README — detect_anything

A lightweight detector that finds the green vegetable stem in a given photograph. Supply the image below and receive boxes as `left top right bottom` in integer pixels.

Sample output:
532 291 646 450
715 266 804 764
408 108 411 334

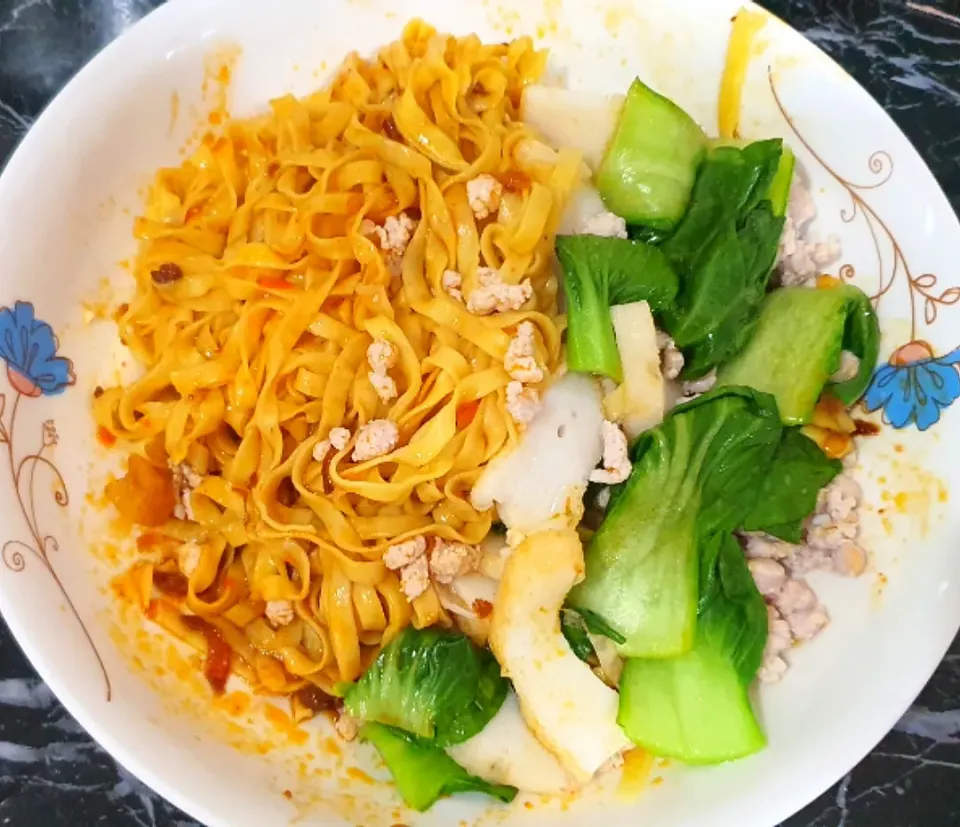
555 234 678 381
717 284 881 424
360 723 517 812
617 533 768 764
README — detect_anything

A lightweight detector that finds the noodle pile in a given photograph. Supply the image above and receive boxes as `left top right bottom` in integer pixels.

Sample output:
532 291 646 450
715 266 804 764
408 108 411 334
96 21 581 706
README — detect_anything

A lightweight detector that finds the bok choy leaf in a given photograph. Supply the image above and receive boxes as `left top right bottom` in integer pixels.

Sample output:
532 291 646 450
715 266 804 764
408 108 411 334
596 77 708 229
343 627 507 747
555 235 678 381
567 386 782 658
360 723 517 811
741 428 842 542
659 140 789 378
717 283 880 424
617 532 769 764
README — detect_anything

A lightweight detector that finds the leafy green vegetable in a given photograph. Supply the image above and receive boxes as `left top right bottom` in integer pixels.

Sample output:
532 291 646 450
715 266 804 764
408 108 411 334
678 208 786 378
360 723 517 811
561 606 628 663
555 235 679 381
832 286 882 405
717 284 881 424
618 533 768 763
741 428 842 542
578 606 628 644
560 610 597 663
768 145 796 218
568 386 782 658
697 533 770 684
343 627 507 747
627 224 671 246
660 140 782 280
596 77 707 229
659 140 787 378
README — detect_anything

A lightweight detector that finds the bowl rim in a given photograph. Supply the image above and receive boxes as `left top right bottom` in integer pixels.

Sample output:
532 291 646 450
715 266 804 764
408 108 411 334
0 2 957 826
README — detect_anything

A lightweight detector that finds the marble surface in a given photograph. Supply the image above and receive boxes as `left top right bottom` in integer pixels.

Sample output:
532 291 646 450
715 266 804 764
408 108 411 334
1 0 959 825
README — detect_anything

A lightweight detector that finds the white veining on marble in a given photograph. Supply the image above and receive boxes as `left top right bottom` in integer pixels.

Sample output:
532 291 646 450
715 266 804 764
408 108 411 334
0 98 31 133
0 0 52 35
895 706 960 743
0 677 54 709
834 772 852 827
0 740 94 764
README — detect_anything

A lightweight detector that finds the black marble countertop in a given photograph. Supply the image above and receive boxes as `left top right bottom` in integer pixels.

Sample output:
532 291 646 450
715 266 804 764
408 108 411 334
1 0 960 825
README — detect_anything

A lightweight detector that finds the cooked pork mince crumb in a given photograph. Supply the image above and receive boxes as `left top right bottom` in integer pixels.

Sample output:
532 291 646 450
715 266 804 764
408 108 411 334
383 536 434 602
589 420 631 485
656 331 684 380
429 539 482 584
314 426 353 462
399 555 430 601
367 339 399 403
750 557 828 683
367 340 397 375
369 371 398 403
466 174 503 220
442 269 464 302
747 558 787 597
384 536 428 570
151 262 183 284
745 471 867 577
680 369 717 399
830 350 860 383
351 419 399 462
580 211 628 239
776 579 829 640
379 213 417 256
505 380 540 426
329 427 350 452
776 172 841 286
265 599 295 627
171 462 202 521
744 470 868 682
504 321 544 384
360 212 418 272
335 711 360 742
466 268 533 315
804 473 868 576
758 605 792 683
312 439 332 463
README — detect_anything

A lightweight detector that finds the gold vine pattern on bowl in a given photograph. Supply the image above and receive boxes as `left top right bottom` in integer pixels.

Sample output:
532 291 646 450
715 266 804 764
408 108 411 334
770 70 960 432
0 300 112 701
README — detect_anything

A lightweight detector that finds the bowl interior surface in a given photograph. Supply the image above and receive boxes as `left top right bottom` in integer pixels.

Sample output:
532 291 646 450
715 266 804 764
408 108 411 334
0 1 958 825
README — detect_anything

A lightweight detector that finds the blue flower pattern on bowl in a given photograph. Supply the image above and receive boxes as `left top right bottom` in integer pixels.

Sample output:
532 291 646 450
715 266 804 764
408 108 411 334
0 301 75 397
863 341 960 432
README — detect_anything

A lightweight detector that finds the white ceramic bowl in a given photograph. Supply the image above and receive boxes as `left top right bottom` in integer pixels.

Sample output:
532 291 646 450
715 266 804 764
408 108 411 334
0 1 958 825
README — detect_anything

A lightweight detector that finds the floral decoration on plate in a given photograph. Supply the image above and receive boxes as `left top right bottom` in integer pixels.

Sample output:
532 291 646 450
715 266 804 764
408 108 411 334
0 300 111 701
772 72 960 432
